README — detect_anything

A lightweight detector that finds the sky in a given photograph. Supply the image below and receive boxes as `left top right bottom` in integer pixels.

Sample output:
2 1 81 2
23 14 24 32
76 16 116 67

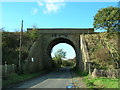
1 1 119 59
1 1 118 31
51 43 76 59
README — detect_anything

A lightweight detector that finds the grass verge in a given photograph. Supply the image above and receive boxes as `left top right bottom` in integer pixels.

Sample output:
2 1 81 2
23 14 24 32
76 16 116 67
71 68 119 88
83 75 118 88
2 71 48 88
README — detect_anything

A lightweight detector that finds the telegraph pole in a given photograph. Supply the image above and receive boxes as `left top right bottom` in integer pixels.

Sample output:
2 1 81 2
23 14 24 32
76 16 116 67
19 20 23 74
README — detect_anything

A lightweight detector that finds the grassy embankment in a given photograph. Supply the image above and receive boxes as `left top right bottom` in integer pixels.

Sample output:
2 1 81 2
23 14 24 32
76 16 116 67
75 70 119 88
2 71 48 88
84 32 119 69
77 32 119 88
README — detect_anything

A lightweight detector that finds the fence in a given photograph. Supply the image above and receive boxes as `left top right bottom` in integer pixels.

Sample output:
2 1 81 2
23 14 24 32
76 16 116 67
2 64 16 78
92 68 120 78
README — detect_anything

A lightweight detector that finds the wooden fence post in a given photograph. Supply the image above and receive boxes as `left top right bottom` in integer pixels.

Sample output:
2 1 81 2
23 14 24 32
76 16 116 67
5 61 7 75
12 64 15 73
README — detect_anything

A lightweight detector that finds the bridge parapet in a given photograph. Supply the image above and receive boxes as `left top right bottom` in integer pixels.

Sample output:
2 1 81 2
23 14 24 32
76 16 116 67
27 28 94 34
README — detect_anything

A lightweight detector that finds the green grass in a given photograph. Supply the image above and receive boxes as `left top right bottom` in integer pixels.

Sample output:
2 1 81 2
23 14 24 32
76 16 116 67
3 71 47 88
83 75 119 88
76 70 88 77
73 69 119 88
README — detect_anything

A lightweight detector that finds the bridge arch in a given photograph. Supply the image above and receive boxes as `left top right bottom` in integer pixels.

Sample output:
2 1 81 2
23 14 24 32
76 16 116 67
47 38 77 67
25 28 94 73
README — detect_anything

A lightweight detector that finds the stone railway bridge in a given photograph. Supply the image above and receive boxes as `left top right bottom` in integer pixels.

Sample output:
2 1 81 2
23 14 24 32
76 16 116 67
25 28 94 73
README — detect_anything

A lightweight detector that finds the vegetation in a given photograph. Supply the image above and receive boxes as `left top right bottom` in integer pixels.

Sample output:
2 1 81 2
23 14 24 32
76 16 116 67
72 69 118 88
27 27 39 41
62 60 75 67
75 69 88 77
52 49 75 67
2 32 20 65
93 6 120 32
2 71 47 88
83 75 118 88
82 32 119 88
2 29 38 73
2 29 46 88
84 32 120 69
52 49 66 67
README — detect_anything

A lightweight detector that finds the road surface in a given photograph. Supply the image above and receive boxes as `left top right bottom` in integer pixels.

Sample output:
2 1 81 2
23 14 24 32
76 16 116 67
8 67 74 89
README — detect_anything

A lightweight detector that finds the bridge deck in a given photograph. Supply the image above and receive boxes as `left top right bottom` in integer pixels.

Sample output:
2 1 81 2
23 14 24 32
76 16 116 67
27 28 94 34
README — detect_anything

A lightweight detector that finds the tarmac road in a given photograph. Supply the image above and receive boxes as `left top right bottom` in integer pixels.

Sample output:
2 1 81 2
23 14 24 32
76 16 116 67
8 67 73 89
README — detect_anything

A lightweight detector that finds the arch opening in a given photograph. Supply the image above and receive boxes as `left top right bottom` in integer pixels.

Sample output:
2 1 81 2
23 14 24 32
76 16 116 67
51 43 76 60
47 38 77 68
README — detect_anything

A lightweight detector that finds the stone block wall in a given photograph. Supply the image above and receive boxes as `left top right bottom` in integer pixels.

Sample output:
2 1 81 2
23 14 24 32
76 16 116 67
92 68 120 78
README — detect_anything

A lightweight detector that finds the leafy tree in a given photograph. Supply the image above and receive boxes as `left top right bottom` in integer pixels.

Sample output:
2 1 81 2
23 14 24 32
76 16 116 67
62 60 75 67
27 26 39 41
53 49 66 67
2 28 39 74
2 31 36 65
93 6 120 32
2 32 19 64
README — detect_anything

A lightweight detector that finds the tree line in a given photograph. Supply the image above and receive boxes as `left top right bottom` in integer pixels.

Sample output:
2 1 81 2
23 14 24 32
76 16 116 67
2 29 38 69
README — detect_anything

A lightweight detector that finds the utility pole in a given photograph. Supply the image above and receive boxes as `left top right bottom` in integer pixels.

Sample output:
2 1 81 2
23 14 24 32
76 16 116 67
19 20 23 74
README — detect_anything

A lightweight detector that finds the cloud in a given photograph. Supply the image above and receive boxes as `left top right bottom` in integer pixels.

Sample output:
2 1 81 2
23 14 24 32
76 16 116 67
32 8 38 15
37 0 65 14
38 1 44 6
